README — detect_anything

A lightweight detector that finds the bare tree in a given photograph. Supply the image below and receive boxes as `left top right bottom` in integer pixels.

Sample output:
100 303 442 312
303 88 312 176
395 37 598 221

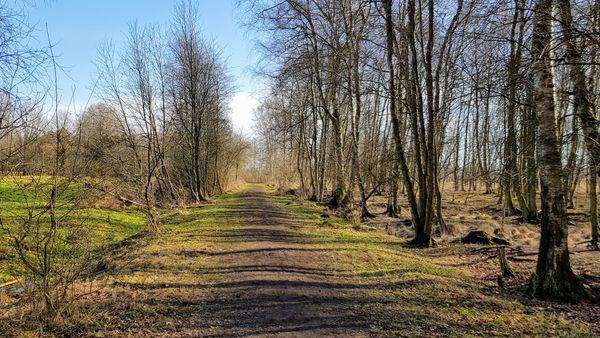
528 0 587 301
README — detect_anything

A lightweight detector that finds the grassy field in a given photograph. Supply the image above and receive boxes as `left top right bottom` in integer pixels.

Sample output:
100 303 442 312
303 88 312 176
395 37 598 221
0 176 147 284
2 183 598 336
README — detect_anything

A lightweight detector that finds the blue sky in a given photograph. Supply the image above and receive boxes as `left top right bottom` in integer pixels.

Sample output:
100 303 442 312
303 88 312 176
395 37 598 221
28 0 262 135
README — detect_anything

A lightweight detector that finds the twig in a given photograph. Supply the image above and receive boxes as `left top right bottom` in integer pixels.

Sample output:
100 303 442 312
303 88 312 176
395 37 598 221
0 278 22 289
509 257 536 262
470 245 516 254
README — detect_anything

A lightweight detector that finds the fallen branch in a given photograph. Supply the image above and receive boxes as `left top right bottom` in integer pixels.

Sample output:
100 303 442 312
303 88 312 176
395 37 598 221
574 239 595 246
511 251 538 257
480 248 537 262
0 278 22 289
508 256 536 262
471 245 520 254
90 183 143 208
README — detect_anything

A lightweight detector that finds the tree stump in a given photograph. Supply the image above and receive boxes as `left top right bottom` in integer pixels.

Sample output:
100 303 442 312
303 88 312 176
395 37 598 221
460 230 510 246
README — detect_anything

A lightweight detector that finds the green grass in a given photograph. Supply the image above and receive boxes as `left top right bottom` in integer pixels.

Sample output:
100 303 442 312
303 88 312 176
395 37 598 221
2 183 597 336
264 187 596 336
0 176 147 284
118 185 590 336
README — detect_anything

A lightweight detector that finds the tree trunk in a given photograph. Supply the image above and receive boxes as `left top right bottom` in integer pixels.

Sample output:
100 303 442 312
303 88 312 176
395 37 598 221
524 87 538 221
557 0 600 181
386 158 401 218
590 161 598 248
528 0 587 302
384 0 426 245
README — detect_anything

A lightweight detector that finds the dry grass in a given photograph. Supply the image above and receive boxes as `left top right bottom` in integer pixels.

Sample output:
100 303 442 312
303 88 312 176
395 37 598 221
363 186 596 251
1 183 599 337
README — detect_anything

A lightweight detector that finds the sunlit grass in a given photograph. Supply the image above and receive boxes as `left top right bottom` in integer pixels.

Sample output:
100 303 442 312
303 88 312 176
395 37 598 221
0 177 146 284
2 182 596 336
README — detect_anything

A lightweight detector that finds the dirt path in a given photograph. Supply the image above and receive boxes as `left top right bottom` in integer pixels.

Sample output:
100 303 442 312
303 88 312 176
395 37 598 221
105 184 398 337
23 184 594 337
163 185 396 337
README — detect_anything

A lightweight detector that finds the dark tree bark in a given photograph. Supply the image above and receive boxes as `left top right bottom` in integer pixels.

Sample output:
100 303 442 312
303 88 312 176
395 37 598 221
557 0 600 181
384 0 427 245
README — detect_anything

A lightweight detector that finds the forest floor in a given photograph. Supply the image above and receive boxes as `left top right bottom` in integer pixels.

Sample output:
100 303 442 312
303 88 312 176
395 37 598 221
2 183 600 337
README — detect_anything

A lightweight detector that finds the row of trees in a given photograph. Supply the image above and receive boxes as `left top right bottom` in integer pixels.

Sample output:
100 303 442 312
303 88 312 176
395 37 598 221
0 1 248 317
246 0 599 301
93 1 244 227
1 1 248 229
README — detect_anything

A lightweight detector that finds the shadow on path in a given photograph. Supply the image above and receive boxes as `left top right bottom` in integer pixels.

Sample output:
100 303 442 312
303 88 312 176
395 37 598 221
86 186 462 336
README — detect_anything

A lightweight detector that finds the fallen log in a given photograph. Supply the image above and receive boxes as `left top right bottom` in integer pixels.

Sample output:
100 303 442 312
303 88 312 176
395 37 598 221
460 230 511 246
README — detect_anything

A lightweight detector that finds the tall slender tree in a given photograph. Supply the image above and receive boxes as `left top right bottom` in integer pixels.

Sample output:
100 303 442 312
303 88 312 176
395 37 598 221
528 0 587 301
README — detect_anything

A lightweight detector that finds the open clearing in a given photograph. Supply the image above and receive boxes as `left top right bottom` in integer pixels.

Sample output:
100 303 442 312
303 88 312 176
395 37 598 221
3 184 599 337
